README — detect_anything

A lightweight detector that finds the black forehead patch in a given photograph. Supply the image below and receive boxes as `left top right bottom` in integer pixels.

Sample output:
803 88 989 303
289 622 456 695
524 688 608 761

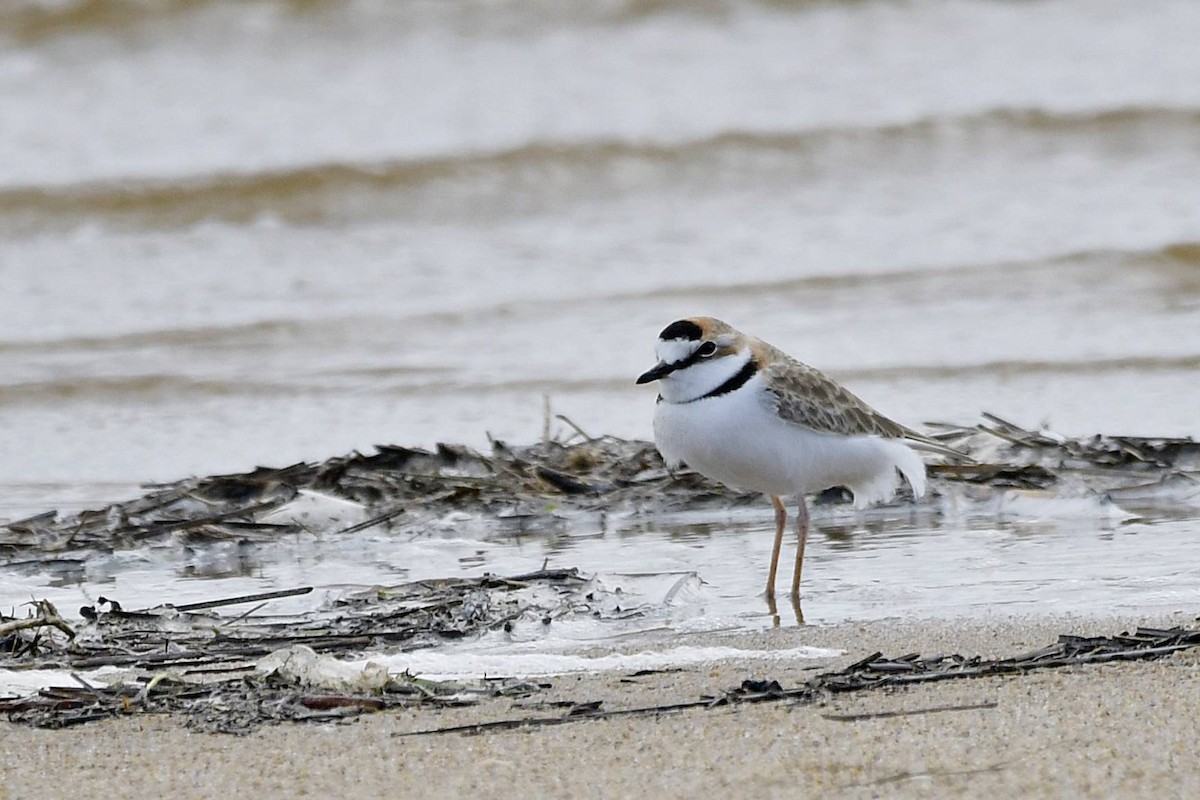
658 319 703 341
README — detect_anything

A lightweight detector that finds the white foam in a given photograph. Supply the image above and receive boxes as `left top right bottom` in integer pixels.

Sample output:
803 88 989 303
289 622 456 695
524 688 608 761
0 645 838 696
357 644 840 682
0 666 122 697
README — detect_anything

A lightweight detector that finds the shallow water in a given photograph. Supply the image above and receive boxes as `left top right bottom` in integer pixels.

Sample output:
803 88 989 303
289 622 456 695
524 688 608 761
2 0 1200 669
4 496 1198 632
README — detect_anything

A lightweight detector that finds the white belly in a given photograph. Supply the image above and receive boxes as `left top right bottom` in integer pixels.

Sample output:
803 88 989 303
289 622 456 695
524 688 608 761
652 376 925 507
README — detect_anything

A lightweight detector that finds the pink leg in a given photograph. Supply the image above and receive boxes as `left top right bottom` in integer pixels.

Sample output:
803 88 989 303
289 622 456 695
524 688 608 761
767 496 786 598
790 498 810 598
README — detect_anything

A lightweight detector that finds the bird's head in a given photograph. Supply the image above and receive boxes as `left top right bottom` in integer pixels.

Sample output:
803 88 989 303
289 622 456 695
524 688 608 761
636 317 752 402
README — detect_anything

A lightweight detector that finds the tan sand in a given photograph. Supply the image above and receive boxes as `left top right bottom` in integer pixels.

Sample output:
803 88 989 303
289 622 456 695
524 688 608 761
3 614 1199 800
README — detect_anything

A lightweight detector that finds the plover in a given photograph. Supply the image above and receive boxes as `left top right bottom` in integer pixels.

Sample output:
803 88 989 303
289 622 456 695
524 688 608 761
636 317 957 600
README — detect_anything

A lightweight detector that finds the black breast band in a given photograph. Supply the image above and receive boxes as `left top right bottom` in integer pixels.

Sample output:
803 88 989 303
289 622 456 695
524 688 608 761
686 359 757 403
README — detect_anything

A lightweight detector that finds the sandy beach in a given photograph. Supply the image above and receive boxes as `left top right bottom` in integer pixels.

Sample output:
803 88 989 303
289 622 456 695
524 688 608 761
4 613 1198 800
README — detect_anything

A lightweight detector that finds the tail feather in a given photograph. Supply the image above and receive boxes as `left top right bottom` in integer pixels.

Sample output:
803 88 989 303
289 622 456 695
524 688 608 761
847 439 927 509
893 442 928 499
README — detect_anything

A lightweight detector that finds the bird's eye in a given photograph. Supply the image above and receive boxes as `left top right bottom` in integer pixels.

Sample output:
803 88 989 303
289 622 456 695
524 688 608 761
697 341 717 357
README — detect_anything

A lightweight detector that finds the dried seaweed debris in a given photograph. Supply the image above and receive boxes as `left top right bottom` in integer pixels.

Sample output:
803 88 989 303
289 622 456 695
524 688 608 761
5 415 1198 559
1 569 599 733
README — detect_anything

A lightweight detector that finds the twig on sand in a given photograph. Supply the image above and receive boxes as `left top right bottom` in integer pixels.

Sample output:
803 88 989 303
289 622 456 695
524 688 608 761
392 698 717 738
822 700 998 722
858 761 1013 788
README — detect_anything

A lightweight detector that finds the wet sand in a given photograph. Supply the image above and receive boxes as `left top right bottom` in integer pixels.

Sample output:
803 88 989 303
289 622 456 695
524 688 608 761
4 613 1198 799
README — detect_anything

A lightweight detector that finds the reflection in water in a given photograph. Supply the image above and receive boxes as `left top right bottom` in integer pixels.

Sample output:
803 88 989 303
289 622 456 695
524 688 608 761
6 500 1196 648
765 592 805 628
1 558 87 588
457 550 489 567
178 541 261 581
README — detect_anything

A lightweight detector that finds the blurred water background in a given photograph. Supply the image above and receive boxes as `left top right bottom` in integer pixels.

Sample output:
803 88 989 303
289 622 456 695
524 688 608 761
2 0 1199 631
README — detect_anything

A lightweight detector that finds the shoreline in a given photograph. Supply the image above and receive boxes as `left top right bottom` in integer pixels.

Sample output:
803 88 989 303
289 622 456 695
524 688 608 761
4 612 1198 799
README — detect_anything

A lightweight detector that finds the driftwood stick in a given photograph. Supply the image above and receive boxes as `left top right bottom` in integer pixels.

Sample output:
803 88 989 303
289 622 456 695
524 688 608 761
335 506 406 535
174 586 313 612
0 601 76 640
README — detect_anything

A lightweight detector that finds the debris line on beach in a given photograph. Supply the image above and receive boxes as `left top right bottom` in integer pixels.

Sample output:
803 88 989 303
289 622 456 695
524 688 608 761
395 624 1200 737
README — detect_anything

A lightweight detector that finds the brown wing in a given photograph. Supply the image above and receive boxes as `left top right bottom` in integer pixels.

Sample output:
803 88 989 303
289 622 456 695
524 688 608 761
759 344 908 438
758 341 970 458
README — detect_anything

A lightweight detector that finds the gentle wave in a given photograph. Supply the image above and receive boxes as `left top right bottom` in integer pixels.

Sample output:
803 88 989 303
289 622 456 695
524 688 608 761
1 0 214 42
0 314 478 355
0 238 1197 358
0 374 293 403
621 240 1200 304
0 318 314 354
839 354 1200 383
2 0 863 42
0 373 621 403
2 106 1197 232
2 355 1197 407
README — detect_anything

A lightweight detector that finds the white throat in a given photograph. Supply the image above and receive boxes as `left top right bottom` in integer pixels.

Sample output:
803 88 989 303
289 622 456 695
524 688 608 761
658 347 754 404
